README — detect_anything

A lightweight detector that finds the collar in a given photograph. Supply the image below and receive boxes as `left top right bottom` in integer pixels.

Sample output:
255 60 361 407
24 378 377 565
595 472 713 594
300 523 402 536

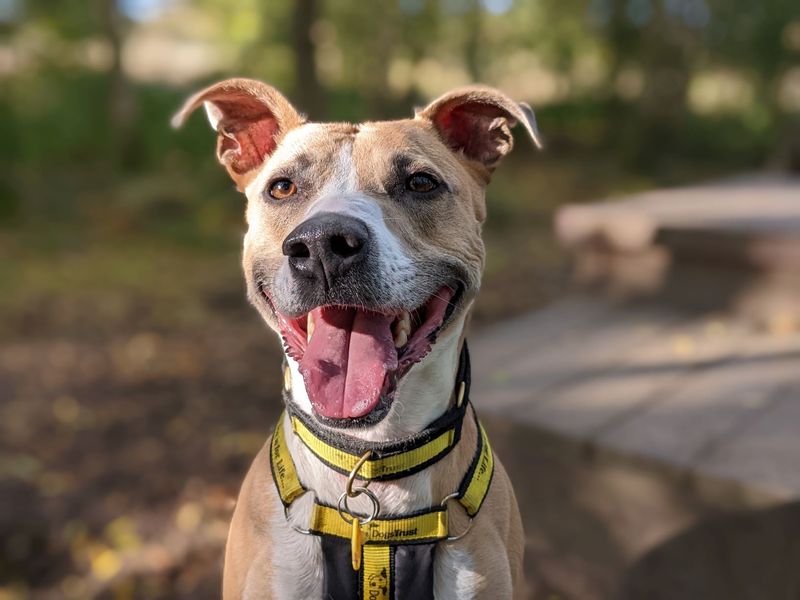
282 342 472 482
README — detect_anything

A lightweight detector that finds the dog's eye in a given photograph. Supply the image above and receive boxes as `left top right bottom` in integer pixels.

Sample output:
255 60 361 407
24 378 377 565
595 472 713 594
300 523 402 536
405 173 439 194
268 179 297 200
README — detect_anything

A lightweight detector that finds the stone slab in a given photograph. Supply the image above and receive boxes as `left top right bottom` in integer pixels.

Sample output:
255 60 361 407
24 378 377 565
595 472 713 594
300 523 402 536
697 380 800 499
595 342 800 471
471 294 800 501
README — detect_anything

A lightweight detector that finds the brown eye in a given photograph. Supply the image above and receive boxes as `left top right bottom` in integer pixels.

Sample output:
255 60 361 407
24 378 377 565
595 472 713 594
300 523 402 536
405 173 439 194
269 179 297 200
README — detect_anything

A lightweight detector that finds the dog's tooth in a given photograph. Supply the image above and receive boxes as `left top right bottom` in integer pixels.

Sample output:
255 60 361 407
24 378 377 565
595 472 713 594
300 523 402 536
392 310 411 348
393 329 408 348
399 310 411 332
396 310 411 332
307 312 315 341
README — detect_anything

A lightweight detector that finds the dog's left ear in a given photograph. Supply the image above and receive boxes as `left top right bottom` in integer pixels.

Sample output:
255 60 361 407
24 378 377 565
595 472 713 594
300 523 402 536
172 78 304 191
417 86 543 172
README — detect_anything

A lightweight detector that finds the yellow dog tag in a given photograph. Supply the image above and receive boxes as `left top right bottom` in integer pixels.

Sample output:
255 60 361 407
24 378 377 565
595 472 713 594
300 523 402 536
351 518 363 570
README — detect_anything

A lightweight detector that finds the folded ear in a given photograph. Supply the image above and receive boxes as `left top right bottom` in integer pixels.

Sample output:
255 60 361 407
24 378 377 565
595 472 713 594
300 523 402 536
417 86 543 172
172 78 304 191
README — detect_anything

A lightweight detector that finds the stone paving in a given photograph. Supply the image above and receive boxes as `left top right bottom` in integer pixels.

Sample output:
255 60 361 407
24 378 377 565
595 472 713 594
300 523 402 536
473 295 800 501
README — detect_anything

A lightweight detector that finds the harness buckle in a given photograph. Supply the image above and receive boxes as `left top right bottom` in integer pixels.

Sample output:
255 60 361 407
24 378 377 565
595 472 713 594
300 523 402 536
339 449 381 524
337 486 381 525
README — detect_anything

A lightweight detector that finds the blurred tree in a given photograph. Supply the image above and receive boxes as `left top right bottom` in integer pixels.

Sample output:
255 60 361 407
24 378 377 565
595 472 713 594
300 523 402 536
464 0 484 81
291 0 327 118
706 0 797 115
325 0 403 117
99 0 138 166
1 0 796 175
627 0 698 149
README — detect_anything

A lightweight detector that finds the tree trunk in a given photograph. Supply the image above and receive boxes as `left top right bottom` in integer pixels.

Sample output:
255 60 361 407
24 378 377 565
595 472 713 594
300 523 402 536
99 0 137 166
464 0 483 82
292 0 327 119
360 4 398 118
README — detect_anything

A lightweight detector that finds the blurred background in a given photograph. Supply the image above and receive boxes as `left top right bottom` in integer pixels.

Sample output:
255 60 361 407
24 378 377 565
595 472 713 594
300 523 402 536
1 0 799 598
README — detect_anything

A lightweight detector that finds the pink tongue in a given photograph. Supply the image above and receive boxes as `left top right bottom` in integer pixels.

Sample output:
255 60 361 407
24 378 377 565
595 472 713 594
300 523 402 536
298 307 397 419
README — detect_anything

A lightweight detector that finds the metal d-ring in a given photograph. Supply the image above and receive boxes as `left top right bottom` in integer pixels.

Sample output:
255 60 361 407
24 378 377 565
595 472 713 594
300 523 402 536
337 486 381 525
283 501 313 535
440 492 474 542
346 451 374 497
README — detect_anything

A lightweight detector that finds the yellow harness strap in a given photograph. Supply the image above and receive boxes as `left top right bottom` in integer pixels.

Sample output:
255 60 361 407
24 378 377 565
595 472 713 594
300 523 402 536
271 407 493 531
310 503 448 543
362 545 391 600
291 414 458 480
270 413 306 505
458 420 494 517
269 406 494 598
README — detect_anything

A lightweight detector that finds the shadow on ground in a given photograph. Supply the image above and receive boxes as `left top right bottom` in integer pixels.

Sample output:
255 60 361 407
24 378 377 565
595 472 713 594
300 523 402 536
617 502 800 600
0 289 284 598
484 415 800 600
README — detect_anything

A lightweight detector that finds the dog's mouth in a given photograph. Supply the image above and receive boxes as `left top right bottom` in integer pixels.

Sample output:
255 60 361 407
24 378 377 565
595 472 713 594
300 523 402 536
268 284 463 424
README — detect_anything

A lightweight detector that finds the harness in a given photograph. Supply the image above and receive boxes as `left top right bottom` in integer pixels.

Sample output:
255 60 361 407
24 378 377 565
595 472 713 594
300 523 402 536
270 344 494 599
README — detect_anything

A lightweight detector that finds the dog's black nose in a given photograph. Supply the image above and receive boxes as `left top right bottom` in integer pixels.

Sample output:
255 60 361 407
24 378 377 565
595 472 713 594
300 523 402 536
282 212 370 289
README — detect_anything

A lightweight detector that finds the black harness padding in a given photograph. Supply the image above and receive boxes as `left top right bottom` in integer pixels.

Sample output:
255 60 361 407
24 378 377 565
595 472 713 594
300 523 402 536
322 539 436 600
322 537 359 599
392 544 436 600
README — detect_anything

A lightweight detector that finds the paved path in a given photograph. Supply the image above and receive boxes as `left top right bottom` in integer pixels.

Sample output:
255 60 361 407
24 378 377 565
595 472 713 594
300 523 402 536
472 174 800 502
472 295 800 500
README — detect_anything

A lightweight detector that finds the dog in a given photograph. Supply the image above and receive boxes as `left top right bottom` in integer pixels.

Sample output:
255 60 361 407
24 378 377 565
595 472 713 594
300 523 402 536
174 78 541 599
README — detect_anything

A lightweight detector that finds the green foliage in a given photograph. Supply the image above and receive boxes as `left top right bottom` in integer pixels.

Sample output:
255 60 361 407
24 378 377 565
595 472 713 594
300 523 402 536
1 0 796 234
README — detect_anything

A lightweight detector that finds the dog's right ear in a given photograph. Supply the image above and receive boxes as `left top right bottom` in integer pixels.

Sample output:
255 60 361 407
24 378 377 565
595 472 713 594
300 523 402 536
172 78 304 191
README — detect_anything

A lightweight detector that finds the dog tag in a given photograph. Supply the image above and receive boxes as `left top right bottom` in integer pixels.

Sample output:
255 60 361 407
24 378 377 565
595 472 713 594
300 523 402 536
351 519 363 571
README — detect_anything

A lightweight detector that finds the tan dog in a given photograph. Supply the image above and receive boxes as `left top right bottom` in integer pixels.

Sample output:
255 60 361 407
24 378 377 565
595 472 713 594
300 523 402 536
174 78 541 600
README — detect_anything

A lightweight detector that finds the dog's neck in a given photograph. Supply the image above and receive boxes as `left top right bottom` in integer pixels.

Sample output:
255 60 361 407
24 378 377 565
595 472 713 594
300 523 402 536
283 314 467 442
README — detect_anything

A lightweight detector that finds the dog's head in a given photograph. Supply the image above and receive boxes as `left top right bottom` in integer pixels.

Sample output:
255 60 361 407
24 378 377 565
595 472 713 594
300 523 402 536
175 78 541 434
